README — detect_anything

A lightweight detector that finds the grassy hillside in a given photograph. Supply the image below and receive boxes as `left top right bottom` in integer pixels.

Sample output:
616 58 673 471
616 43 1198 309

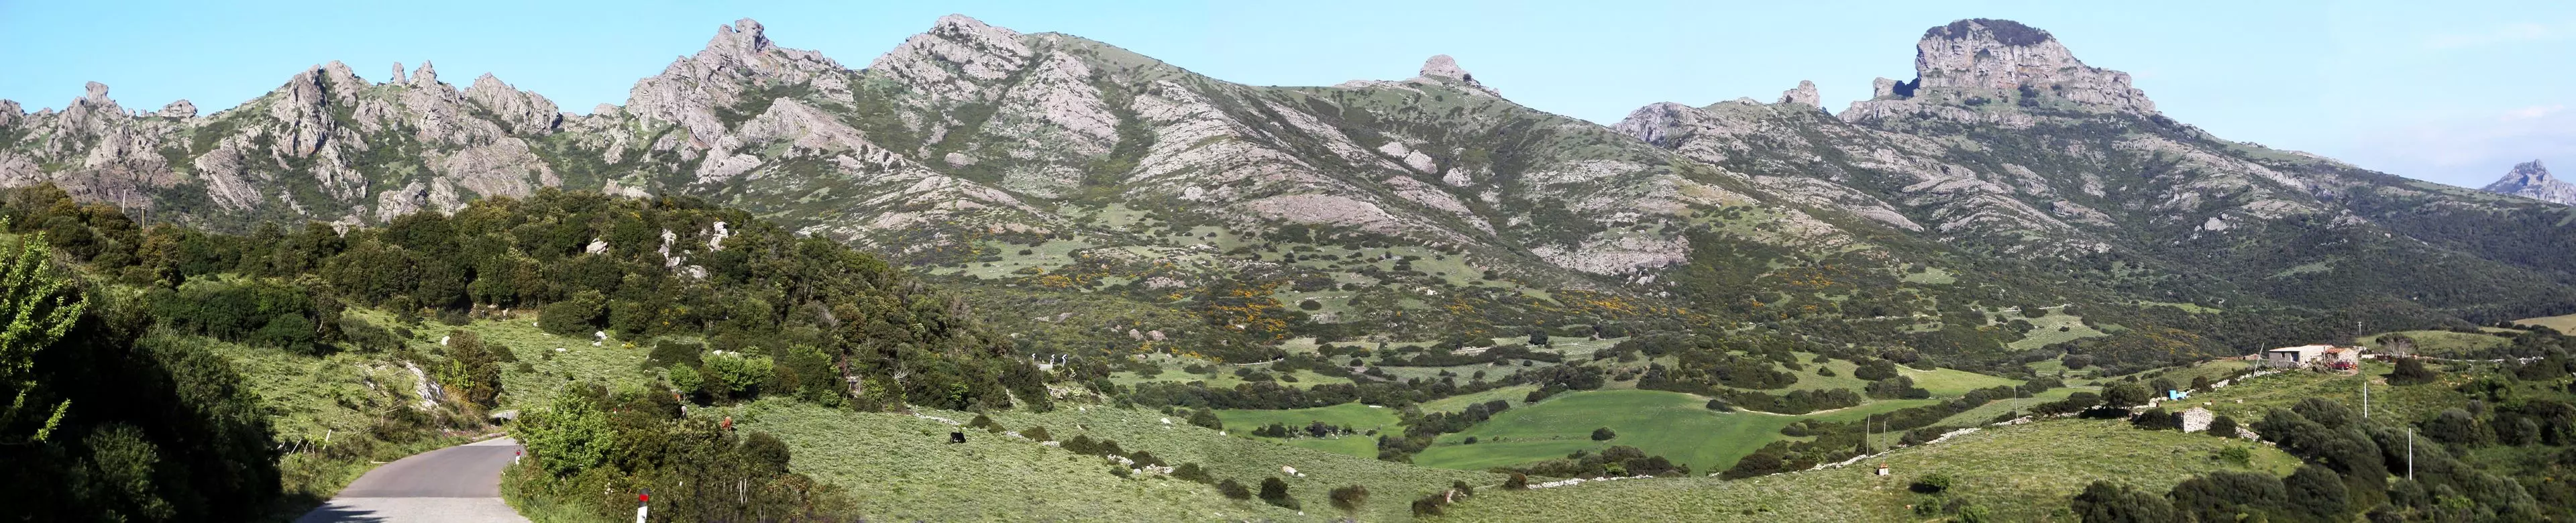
1439 418 2300 522
735 400 1499 522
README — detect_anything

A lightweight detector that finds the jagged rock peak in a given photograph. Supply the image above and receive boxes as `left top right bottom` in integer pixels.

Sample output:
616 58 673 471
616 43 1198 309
1906 18 2153 113
2482 160 2576 205
392 62 408 84
2504 160 2552 184
864 13 1029 84
932 13 1021 42
81 81 111 105
156 99 196 118
467 73 562 134
704 18 775 61
1778 80 1819 107
413 60 439 86
1413 54 1500 97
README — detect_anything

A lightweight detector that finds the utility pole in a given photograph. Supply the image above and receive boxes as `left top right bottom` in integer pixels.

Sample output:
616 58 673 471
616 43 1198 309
2407 428 2415 481
2362 378 2369 419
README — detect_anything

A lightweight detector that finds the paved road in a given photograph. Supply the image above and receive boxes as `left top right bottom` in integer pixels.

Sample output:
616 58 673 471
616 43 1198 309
296 437 530 523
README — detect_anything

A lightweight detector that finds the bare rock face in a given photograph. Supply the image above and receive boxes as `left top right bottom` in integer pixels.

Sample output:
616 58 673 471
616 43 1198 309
1777 80 1819 107
1912 19 2153 113
466 73 563 134
2481 160 2576 205
1414 54 1501 97
391 62 408 84
156 99 196 118
412 60 439 88
1872 77 1898 99
628 18 848 145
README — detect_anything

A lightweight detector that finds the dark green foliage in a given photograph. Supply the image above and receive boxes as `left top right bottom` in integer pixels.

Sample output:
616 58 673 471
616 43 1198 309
1411 493 1446 516
2389 357 2439 385
1328 484 1369 512
2165 470 2285 522
1216 478 1250 500
506 384 849 520
1506 445 1691 479
2282 464 2349 520
1186 408 1222 430
2207 415 2238 438
0 284 282 522
2031 392 2102 416
2129 408 2180 430
1591 426 1616 441
2098 382 2151 411
440 329 504 408
2069 481 2178 523
1910 473 1953 493
1257 477 1296 508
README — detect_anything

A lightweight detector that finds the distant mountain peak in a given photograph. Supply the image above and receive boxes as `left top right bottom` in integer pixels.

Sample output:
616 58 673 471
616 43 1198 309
2481 160 2576 205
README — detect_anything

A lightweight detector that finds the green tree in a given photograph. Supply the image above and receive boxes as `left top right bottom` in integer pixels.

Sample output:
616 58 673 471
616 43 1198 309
513 384 617 477
0 231 83 443
2100 382 2151 411
2283 464 2349 519
539 290 608 336
1591 426 1617 441
699 351 775 402
441 330 504 408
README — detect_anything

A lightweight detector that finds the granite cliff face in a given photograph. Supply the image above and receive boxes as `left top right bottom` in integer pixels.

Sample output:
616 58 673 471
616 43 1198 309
2481 160 2576 205
2 15 2571 351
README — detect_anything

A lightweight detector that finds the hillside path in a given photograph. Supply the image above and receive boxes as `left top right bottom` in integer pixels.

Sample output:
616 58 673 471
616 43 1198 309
294 437 529 523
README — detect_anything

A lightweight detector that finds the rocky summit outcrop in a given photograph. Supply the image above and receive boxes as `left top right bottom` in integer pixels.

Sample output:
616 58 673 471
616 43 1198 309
2481 160 2576 205
1776 80 1819 108
1413 55 1501 97
1843 18 2154 123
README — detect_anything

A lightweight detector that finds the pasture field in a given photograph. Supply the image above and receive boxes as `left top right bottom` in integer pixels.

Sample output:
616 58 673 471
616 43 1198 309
1409 390 1941 473
2515 312 2576 333
1214 403 1405 459
1894 366 2023 396
2362 329 2514 356
1439 418 2300 522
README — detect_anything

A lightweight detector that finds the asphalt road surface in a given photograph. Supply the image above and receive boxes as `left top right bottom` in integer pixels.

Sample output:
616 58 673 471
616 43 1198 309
296 437 529 523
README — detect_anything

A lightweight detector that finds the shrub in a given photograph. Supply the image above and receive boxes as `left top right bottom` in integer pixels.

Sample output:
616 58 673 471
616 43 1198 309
1411 494 1447 516
1022 425 1053 442
538 290 607 335
1257 477 1297 508
1216 478 1251 500
1328 484 1368 512
2389 357 2439 385
1172 463 1211 483
2207 415 2238 438
1912 473 1954 493
1591 427 1617 441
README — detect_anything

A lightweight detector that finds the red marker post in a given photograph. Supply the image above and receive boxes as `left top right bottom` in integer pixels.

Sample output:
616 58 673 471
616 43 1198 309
635 488 650 523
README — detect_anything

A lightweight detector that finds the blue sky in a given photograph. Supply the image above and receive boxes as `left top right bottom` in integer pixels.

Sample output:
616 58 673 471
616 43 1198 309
3 0 2569 187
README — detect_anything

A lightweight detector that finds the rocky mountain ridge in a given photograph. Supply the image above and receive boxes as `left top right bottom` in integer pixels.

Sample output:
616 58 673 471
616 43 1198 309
3 15 2571 367
2481 160 2576 205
